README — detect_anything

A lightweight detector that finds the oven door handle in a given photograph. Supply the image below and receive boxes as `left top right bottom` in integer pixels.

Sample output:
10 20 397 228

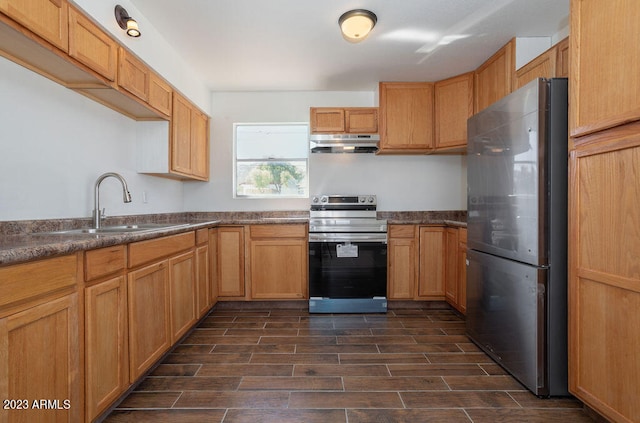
309 233 388 243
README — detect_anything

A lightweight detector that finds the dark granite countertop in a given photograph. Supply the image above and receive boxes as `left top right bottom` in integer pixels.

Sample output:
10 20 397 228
0 210 466 266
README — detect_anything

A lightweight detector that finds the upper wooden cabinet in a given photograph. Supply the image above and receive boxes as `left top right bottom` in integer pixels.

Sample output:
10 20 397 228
118 47 149 102
149 72 173 116
434 72 474 152
475 38 515 113
556 37 569 78
310 107 378 133
570 1 640 137
378 82 434 154
0 0 69 51
515 46 557 89
171 92 210 181
68 5 117 81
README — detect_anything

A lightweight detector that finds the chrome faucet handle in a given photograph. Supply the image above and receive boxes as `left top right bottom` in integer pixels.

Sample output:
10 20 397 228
100 208 106 221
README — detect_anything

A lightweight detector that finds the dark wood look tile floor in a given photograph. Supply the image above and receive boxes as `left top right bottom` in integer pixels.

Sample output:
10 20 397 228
104 305 595 423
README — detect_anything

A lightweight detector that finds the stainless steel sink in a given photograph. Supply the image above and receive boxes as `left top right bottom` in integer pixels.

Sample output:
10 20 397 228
36 223 191 236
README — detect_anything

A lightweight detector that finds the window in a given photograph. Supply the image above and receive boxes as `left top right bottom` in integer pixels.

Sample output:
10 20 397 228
234 123 309 198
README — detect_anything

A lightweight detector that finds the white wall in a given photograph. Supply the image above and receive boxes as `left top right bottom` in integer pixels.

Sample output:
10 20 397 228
183 91 467 212
0 58 184 221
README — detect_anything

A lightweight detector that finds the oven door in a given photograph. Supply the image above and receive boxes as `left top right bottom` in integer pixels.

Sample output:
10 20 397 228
308 234 387 299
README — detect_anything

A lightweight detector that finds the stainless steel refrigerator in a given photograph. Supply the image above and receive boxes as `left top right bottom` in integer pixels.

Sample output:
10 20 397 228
466 78 569 396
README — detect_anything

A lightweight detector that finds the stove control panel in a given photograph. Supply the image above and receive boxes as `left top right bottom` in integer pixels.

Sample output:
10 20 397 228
311 195 377 206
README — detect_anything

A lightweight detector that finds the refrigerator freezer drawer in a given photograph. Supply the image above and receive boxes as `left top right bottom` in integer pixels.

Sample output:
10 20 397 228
466 249 567 396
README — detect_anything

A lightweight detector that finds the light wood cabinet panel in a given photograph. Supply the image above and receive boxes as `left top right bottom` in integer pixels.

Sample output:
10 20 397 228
68 6 117 81
515 46 557 89
171 92 210 180
310 107 378 134
556 37 569 78
148 72 172 117
84 245 126 281
0 293 80 423
127 261 171 382
345 108 378 133
169 251 196 342
117 47 149 101
128 231 195 269
475 38 515 113
457 228 467 314
444 227 459 305
248 224 308 300
209 228 218 306
388 225 417 299
310 108 345 133
378 82 434 153
0 0 69 51
217 226 245 297
85 276 127 421
195 244 210 317
417 226 445 298
570 0 640 137
434 72 474 152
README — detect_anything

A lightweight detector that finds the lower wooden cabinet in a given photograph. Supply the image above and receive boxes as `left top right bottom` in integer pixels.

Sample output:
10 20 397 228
457 228 467 314
127 261 171 382
196 243 211 317
169 251 196 343
248 224 308 299
0 293 80 423
388 225 418 299
217 226 245 298
444 227 459 305
417 226 445 298
85 276 127 421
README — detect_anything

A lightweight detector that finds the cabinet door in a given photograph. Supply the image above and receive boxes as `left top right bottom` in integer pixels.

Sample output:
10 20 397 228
515 46 557 89
148 72 172 117
444 227 459 305
568 138 640 423
171 92 192 175
387 225 417 299
310 108 345 133
250 239 307 299
0 0 69 51
190 109 209 180
127 261 171 382
0 293 80 423
209 228 218 306
169 251 196 343
85 276 127 421
117 47 149 101
379 82 434 153
345 108 378 133
217 226 245 297
555 37 569 79
434 72 474 151
457 228 467 314
68 6 117 81
570 1 640 137
417 226 445 298
475 39 515 113
196 244 210 317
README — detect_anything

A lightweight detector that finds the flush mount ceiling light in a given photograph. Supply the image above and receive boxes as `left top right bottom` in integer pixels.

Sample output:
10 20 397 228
115 5 141 37
338 9 377 43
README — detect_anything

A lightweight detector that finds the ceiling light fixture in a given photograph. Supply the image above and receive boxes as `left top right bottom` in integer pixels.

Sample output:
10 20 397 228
115 5 141 37
338 9 377 43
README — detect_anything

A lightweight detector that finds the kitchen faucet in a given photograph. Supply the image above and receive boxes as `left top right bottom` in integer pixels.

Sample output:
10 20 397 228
93 172 132 229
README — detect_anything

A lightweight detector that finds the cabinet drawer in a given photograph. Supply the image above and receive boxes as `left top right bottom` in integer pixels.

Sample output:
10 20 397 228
388 225 416 238
128 232 195 268
196 228 209 245
250 224 307 239
85 245 126 281
0 254 77 310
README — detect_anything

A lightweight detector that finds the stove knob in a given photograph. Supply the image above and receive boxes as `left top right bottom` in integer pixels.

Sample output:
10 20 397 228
312 196 319 203
367 196 375 203
320 196 328 203
359 197 366 203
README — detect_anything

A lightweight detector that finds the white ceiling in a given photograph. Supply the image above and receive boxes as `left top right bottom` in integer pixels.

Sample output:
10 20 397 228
129 0 569 92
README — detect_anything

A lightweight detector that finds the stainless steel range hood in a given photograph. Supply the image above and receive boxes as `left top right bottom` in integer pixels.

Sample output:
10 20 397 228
310 133 379 153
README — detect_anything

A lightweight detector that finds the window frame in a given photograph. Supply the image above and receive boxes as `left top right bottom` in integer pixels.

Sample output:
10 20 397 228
233 122 309 199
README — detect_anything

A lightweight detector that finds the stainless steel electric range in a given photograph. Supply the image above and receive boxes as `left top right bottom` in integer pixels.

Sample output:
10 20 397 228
308 195 388 313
